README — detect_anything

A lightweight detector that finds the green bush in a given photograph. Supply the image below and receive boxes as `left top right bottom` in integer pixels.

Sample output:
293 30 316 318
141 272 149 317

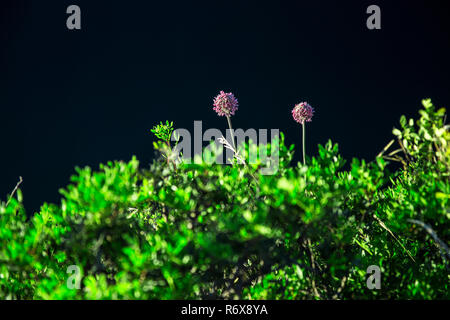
0 99 448 299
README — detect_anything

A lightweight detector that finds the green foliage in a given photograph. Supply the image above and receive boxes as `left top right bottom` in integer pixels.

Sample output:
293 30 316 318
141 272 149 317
151 120 174 143
0 99 448 299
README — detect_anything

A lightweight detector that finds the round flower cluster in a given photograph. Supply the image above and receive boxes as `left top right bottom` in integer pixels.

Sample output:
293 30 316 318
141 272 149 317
292 102 314 124
213 91 239 117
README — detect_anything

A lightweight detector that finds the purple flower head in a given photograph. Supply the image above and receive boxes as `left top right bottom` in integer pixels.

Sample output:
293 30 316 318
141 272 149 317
292 102 314 124
213 91 239 117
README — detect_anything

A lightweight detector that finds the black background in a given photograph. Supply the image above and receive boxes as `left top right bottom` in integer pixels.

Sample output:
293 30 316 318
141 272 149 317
1 0 449 214
1 300 446 318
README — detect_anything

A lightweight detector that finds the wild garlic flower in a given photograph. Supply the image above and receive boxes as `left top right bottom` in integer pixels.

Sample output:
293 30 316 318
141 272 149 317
213 91 239 117
292 102 314 124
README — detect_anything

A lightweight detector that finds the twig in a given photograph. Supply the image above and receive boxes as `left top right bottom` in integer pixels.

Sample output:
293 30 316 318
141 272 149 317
373 214 415 262
306 238 321 299
408 219 450 261
377 139 395 158
217 136 259 185
5 176 23 208
397 139 411 163
387 148 403 157
218 136 245 165
332 274 348 300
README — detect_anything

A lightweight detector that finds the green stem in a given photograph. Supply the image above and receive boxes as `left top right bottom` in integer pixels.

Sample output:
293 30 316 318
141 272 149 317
226 115 259 191
226 115 236 150
302 122 306 166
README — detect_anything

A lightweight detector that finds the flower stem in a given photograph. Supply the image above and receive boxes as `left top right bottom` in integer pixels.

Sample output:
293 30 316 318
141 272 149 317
302 122 306 165
226 115 236 150
225 116 259 192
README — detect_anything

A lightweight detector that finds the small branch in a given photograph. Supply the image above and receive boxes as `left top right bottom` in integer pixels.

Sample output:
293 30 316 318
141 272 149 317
377 139 395 158
5 176 23 208
306 238 321 299
218 136 245 165
332 274 348 300
397 139 411 163
382 155 407 168
387 148 403 157
217 136 259 185
408 219 450 261
373 214 415 262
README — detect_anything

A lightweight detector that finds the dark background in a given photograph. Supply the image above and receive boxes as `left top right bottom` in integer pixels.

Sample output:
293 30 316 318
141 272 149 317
1 0 449 214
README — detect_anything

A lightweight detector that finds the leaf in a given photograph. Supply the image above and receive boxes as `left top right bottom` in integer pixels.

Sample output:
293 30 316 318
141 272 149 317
400 115 406 127
392 128 402 137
